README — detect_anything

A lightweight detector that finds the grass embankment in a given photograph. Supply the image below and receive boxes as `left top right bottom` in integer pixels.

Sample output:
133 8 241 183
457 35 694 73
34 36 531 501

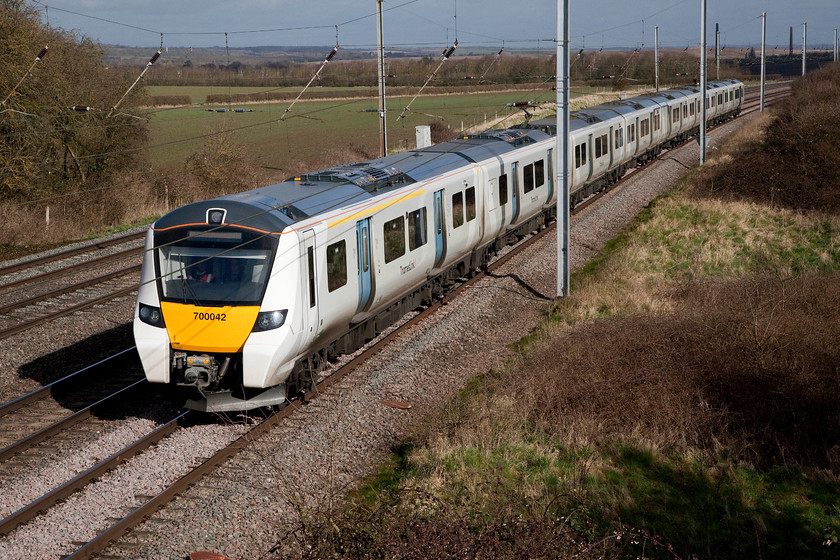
282 68 840 558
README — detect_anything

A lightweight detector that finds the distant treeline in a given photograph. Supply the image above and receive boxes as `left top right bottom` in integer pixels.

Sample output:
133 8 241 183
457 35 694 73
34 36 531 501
739 51 836 77
140 51 754 90
200 83 549 105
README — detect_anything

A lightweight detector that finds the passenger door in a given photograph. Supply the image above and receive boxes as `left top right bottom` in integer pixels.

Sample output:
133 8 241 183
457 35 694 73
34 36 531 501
433 189 447 268
355 219 374 313
546 148 554 205
302 229 319 335
510 161 520 224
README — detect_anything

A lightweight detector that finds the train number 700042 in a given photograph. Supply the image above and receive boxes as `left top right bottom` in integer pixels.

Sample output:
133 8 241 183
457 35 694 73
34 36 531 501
193 312 227 321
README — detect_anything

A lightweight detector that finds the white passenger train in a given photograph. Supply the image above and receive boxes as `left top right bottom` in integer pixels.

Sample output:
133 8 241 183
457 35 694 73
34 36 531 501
134 79 743 411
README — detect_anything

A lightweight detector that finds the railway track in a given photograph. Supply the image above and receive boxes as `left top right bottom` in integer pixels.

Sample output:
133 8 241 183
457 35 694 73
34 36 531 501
0 232 145 341
0 231 145 277
0 349 182 537
741 81 790 114
0 82 790 559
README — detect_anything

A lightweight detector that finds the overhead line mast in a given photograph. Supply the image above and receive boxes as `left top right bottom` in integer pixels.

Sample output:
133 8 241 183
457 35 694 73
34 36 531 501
556 0 570 298
377 0 387 157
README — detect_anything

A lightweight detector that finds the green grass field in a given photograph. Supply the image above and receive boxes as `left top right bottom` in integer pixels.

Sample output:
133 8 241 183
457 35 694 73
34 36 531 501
146 85 359 104
143 88 560 176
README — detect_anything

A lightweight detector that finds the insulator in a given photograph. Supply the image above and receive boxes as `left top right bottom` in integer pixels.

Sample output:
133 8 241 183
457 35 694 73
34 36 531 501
72 106 91 111
326 46 338 62
578 48 584 55
36 46 49 60
149 50 161 64
497 48 504 55
443 45 456 59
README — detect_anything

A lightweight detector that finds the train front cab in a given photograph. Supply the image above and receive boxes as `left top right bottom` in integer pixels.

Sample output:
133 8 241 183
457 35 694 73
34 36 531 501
134 222 303 412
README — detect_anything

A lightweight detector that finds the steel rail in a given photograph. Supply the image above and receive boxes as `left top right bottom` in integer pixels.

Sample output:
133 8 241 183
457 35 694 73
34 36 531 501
0 284 137 341
0 265 141 315
0 245 143 293
0 412 187 537
0 378 147 462
0 347 138 418
0 231 145 277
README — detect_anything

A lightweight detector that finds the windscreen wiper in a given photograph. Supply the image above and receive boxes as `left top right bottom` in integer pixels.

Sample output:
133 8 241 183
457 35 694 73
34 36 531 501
179 267 202 306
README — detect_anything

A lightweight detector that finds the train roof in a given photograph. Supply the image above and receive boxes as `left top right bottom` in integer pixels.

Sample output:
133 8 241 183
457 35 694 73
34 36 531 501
154 128 551 232
519 78 743 136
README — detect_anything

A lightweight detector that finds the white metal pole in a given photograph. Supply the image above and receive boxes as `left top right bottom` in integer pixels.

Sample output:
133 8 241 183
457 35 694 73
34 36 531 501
835 28 838 62
760 12 766 112
655 26 660 91
802 21 807 76
556 0 570 298
715 24 720 80
700 0 707 165
376 0 388 157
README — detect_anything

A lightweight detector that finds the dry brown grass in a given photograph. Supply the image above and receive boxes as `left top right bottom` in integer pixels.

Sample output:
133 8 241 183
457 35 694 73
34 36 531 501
689 65 840 214
519 274 840 469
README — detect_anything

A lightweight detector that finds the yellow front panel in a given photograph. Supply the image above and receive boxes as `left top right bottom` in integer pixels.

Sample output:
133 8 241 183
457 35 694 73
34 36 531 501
161 302 260 352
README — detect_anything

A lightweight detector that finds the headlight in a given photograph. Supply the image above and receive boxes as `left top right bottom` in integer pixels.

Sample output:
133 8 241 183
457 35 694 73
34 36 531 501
252 309 287 332
138 303 165 327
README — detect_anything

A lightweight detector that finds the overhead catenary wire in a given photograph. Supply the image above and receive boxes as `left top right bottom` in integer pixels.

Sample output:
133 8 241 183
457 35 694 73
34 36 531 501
477 43 504 83
396 40 457 121
107 47 161 118
1 45 49 107
279 41 340 121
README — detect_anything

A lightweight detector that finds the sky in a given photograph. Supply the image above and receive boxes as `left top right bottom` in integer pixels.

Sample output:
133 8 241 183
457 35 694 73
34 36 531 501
34 0 839 53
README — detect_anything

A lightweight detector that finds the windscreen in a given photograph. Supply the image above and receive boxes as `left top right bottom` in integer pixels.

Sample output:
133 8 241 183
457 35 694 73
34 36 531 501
154 228 277 306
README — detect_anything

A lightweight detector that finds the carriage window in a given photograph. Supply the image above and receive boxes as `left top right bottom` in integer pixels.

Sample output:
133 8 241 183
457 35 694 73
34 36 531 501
524 163 534 193
408 208 427 251
452 191 464 229
653 112 660 131
614 129 623 150
383 216 405 263
499 174 508 205
595 134 608 158
575 143 587 168
629 124 635 143
640 119 649 137
326 240 347 292
465 187 476 221
534 159 545 188
672 109 679 123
